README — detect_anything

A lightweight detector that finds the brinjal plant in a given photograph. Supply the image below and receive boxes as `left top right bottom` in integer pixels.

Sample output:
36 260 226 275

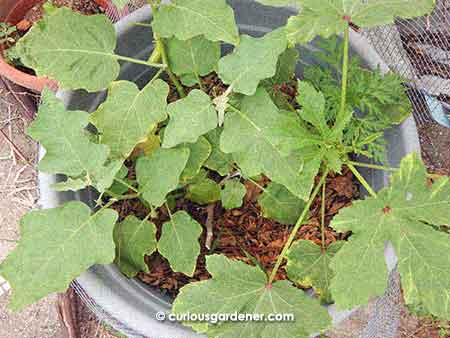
1 0 448 337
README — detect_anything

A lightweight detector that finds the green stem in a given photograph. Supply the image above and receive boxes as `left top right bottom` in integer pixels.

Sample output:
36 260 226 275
114 55 166 68
113 177 139 193
268 168 329 285
150 3 186 98
347 163 378 198
320 180 326 251
247 177 268 193
348 160 399 172
195 73 206 91
338 23 350 121
105 190 141 201
134 22 153 28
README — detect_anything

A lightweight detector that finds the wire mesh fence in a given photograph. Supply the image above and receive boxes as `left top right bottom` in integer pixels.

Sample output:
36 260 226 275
364 0 450 127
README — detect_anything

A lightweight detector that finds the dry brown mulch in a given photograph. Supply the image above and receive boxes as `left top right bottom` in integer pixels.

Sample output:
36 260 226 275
418 121 450 176
17 0 104 31
111 166 357 299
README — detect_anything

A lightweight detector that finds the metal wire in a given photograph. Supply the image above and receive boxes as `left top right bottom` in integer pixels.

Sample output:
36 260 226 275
364 0 450 126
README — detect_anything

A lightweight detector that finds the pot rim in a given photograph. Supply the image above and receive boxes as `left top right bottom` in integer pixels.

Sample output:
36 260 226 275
36 3 421 338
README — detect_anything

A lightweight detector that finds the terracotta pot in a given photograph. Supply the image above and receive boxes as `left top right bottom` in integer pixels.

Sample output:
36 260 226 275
0 0 108 93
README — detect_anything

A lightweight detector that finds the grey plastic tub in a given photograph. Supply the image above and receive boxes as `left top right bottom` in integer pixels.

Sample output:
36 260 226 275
37 1 420 337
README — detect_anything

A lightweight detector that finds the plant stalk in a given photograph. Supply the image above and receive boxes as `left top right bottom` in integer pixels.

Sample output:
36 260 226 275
347 163 378 198
113 177 139 193
149 3 186 98
320 180 326 251
114 55 166 68
338 24 350 121
105 190 141 201
348 160 399 172
268 169 329 285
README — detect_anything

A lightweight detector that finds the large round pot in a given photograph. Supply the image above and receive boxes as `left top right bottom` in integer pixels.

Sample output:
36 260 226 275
0 0 107 92
37 1 421 337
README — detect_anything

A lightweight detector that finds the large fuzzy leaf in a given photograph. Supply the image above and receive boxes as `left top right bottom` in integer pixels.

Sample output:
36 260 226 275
152 0 239 45
218 28 288 95
173 255 331 337
0 201 118 310
204 128 234 176
166 36 220 84
136 148 190 207
286 0 435 45
180 136 212 182
186 178 221 205
221 88 312 199
258 182 305 224
90 80 169 159
163 90 218 148
221 179 246 210
158 211 203 276
330 153 450 319
13 7 119 91
28 89 117 192
286 240 343 303
114 215 157 278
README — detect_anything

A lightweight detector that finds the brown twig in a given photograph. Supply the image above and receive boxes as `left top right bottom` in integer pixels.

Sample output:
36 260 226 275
0 77 37 120
205 204 215 250
0 128 32 166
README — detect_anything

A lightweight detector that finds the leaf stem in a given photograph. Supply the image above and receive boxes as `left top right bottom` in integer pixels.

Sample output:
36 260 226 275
347 163 378 198
105 190 141 201
150 3 186 98
348 160 399 172
337 24 350 122
320 180 326 251
268 168 329 285
113 177 139 193
114 55 166 68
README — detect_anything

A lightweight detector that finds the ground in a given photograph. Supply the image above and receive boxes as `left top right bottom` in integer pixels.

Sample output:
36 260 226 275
0 79 65 338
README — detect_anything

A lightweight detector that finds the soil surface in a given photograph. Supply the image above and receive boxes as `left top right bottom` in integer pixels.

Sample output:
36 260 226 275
16 0 104 32
418 121 450 175
128 169 356 298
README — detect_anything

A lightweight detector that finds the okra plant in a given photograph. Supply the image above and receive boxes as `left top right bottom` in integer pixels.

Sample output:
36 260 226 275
2 0 449 337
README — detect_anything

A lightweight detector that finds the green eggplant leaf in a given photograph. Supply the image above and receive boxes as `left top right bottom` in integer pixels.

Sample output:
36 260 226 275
152 0 239 45
166 36 220 85
28 88 118 193
114 215 157 278
258 182 305 224
180 136 212 182
163 90 218 148
221 179 246 209
186 178 221 205
0 201 118 310
218 28 288 95
13 7 119 91
90 80 169 159
204 128 234 176
136 148 190 207
158 211 203 276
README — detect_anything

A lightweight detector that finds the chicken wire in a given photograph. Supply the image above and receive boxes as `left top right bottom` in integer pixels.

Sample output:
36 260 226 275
70 1 422 338
363 0 450 127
